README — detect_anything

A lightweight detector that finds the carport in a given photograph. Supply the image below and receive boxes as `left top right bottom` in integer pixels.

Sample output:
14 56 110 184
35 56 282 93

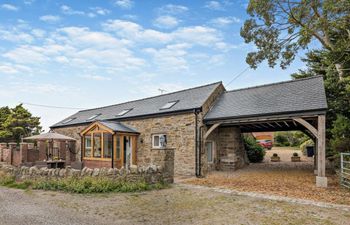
202 76 328 187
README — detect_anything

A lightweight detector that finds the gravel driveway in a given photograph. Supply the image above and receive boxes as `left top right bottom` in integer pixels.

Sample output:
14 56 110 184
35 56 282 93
0 185 349 225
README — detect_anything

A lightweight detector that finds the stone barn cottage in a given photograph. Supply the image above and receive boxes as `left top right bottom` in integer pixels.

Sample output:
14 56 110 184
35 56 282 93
51 76 329 186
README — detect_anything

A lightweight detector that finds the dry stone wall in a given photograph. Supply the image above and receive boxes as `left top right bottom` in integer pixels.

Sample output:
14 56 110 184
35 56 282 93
0 163 170 184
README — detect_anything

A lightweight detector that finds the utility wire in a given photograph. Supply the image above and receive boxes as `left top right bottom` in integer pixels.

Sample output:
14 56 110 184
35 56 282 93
226 66 251 87
21 102 86 110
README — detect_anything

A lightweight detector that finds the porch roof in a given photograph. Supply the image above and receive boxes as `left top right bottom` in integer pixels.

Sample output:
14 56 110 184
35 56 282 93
99 121 139 134
204 76 327 126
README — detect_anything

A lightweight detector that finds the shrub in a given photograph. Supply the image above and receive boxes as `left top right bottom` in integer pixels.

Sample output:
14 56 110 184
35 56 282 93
272 153 278 157
300 139 314 155
293 152 299 157
244 136 265 163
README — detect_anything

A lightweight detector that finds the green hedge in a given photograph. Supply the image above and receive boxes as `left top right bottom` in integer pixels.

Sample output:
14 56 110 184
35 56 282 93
244 136 266 163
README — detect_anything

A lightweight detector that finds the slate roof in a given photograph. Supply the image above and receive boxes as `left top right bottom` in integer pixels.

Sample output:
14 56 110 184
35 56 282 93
204 76 328 122
51 82 222 128
99 121 139 133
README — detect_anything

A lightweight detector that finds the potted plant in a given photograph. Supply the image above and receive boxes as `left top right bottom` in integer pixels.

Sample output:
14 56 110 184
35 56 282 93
291 152 301 162
270 153 280 162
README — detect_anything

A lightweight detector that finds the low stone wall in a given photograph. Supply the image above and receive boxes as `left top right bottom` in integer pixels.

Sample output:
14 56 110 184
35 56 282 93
0 163 171 184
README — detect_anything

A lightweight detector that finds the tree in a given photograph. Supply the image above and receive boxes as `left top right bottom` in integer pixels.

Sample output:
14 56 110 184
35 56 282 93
291 46 350 156
241 0 350 80
0 104 42 143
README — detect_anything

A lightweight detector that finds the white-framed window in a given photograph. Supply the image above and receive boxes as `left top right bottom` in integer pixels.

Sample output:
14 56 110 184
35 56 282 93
152 134 167 148
206 141 214 163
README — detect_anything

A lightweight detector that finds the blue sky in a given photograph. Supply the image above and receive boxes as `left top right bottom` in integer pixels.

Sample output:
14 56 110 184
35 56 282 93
0 0 307 131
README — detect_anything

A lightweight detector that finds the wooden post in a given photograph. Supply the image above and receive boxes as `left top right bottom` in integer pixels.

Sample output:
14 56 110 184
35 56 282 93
314 139 318 175
316 115 327 187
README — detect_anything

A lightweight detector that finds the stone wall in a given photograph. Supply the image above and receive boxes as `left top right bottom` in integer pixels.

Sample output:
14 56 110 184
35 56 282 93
0 163 171 184
53 113 194 176
205 126 249 172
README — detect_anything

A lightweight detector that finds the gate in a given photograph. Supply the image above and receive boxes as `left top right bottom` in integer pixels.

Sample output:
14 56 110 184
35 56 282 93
340 153 350 189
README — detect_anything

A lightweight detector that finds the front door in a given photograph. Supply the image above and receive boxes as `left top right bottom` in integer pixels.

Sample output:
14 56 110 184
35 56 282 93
113 134 136 169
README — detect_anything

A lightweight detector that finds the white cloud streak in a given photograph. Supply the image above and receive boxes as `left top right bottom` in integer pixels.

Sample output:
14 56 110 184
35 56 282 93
1 4 18 11
114 0 134 9
40 15 61 23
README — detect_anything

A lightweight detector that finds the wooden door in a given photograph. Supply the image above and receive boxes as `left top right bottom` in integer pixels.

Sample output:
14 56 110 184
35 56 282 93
113 134 124 169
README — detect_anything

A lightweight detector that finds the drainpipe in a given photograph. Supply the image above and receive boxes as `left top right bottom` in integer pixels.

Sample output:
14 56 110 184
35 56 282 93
194 109 201 177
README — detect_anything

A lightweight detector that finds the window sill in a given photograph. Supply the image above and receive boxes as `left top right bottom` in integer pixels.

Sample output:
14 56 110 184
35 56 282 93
83 157 112 161
151 148 175 151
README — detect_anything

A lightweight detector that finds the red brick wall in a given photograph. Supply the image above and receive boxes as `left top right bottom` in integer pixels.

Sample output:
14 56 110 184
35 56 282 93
12 150 21 167
83 159 112 168
27 149 39 162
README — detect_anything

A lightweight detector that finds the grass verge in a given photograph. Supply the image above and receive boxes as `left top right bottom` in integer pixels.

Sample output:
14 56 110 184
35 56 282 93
0 171 168 194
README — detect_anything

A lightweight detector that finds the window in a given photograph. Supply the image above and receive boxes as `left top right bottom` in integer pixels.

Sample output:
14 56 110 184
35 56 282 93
152 134 167 148
206 142 214 163
87 113 101 121
116 136 121 159
62 117 76 124
93 133 102 158
84 135 92 157
103 133 112 158
116 108 132 116
160 101 178 110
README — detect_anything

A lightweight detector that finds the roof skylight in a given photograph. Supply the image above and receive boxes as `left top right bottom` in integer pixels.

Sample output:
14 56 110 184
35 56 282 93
86 113 101 121
62 117 76 124
116 108 132 116
160 101 178 110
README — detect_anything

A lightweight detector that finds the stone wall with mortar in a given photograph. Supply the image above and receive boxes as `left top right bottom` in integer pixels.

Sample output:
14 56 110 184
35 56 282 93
53 113 194 176
205 126 249 172
198 83 226 175
0 163 171 184
122 113 194 176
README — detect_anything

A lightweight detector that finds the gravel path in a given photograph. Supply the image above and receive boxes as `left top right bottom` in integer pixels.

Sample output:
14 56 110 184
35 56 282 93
0 185 349 225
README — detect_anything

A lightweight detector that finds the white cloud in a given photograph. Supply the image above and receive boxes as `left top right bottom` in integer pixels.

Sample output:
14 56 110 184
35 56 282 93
158 4 188 14
103 20 224 47
31 29 46 38
210 16 240 27
1 4 19 11
3 45 49 64
24 0 35 5
153 16 179 29
114 0 134 9
174 26 221 46
205 1 224 10
0 63 32 74
122 14 138 20
3 26 145 70
39 15 61 23
81 74 111 81
0 27 34 43
102 20 172 43
143 43 191 71
91 7 110 15
61 5 84 15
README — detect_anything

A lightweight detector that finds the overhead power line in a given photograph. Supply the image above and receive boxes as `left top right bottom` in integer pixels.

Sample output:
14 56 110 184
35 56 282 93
21 102 86 110
226 66 251 87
